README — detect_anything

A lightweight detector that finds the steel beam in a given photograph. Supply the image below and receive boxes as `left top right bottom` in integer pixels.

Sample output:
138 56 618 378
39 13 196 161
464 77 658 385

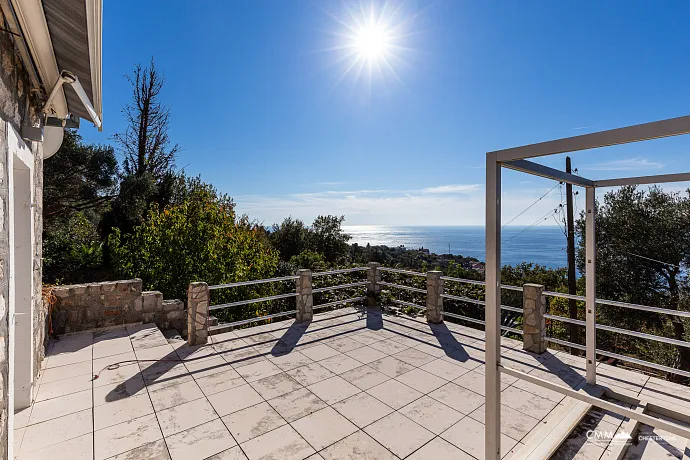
503 160 594 186
585 187 597 384
491 115 690 162
485 152 502 459
595 172 690 188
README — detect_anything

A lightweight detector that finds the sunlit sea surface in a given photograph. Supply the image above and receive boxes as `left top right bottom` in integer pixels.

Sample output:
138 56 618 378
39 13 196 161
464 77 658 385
344 225 570 269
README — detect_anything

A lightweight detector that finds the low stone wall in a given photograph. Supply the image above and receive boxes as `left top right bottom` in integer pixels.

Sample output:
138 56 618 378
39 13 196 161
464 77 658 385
49 279 185 335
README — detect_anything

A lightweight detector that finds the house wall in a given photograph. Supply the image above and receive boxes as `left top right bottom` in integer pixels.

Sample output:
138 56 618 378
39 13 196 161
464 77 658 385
50 279 186 335
0 11 45 459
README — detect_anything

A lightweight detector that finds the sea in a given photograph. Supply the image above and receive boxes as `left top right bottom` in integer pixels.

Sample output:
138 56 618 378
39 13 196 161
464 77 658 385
344 226 570 269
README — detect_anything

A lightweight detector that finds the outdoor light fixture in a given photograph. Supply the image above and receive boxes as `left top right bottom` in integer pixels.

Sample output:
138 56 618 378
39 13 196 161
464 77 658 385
43 69 102 129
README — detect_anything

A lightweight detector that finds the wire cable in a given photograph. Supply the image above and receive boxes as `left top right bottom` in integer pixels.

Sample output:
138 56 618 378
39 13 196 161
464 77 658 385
502 208 557 245
502 183 560 228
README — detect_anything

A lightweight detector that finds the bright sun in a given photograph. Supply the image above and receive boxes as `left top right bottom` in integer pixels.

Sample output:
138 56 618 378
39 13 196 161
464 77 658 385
354 24 390 61
325 1 414 91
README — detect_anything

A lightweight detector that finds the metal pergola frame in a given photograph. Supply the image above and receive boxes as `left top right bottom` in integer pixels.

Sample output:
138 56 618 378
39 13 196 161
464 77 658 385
484 115 690 458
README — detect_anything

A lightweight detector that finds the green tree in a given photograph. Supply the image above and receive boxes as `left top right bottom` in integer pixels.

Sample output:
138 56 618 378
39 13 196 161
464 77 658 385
576 185 690 375
43 213 104 283
43 129 117 225
108 181 279 303
269 217 309 261
308 215 351 263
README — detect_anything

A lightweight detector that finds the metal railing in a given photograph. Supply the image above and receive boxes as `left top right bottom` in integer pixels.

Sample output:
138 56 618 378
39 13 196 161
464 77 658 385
200 265 690 379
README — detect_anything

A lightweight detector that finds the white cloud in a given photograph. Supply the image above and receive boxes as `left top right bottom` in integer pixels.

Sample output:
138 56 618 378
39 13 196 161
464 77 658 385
421 184 481 194
233 184 569 227
587 157 664 171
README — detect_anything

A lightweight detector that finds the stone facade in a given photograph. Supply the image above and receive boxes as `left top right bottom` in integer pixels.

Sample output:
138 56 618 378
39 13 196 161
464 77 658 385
523 283 546 353
187 282 209 345
50 280 185 335
0 9 45 459
295 269 313 322
425 271 444 324
366 262 381 306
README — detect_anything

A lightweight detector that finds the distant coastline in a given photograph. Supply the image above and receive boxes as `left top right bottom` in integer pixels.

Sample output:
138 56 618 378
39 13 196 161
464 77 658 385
344 225 568 269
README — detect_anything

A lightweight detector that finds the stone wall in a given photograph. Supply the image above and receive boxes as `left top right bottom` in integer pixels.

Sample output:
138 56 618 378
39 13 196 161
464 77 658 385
0 8 44 459
50 279 186 335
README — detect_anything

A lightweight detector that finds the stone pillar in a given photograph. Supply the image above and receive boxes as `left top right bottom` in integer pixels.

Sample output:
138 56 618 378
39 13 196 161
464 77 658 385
296 269 313 322
426 271 444 323
187 282 209 345
366 262 381 307
523 283 546 353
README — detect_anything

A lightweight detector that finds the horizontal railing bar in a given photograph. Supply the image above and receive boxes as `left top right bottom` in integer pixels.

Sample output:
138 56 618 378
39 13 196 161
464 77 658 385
595 349 690 379
441 293 522 314
501 305 524 314
312 267 368 276
312 281 368 294
209 310 298 329
499 364 690 440
440 276 523 292
545 336 586 351
391 299 426 311
596 324 690 349
544 313 586 327
209 292 299 310
596 298 690 319
443 311 485 325
501 325 523 335
313 296 366 311
440 276 486 286
380 267 427 277
377 281 427 294
441 293 485 305
543 291 586 301
209 275 299 290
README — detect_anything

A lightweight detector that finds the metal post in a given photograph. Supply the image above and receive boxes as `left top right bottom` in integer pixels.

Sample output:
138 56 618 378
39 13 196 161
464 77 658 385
485 152 502 459
585 187 596 384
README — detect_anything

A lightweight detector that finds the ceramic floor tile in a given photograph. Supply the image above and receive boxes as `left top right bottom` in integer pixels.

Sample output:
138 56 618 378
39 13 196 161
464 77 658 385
250 372 303 400
235 360 283 383
268 388 328 423
298 344 340 362
148 379 204 412
222 401 286 443
420 358 471 381
392 347 436 367
93 373 148 405
34 373 93 402
369 338 410 355
500 385 558 419
267 350 314 371
165 419 236 460
45 348 93 368
440 416 519 460
240 424 315 460
291 406 358 451
307 375 361 405
28 388 92 425
205 446 249 460
207 383 264 416
317 354 364 375
16 432 93 460
94 414 163 460
94 392 154 430
20 409 92 454
428 382 485 414
195 369 246 396
184 355 232 379
156 397 219 437
39 360 92 384
287 363 336 386
340 365 390 390
395 368 447 393
319 430 397 460
331 392 393 428
366 379 423 410
399 395 464 435
367 356 416 378
344 347 387 364
323 336 366 353
469 404 541 441
363 411 434 459
406 436 475 460
106 439 171 459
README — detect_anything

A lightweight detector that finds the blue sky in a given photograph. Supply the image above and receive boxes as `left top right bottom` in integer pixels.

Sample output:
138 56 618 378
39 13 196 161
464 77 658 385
80 1 690 227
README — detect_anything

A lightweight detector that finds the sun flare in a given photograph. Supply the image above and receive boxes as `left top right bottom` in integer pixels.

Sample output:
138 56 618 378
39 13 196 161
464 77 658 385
325 1 415 92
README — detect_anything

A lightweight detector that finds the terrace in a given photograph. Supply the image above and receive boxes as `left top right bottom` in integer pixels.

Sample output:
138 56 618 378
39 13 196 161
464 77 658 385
15 264 690 460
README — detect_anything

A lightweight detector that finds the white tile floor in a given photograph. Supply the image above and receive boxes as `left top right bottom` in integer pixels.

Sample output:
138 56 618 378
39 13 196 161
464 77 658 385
13 307 689 459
